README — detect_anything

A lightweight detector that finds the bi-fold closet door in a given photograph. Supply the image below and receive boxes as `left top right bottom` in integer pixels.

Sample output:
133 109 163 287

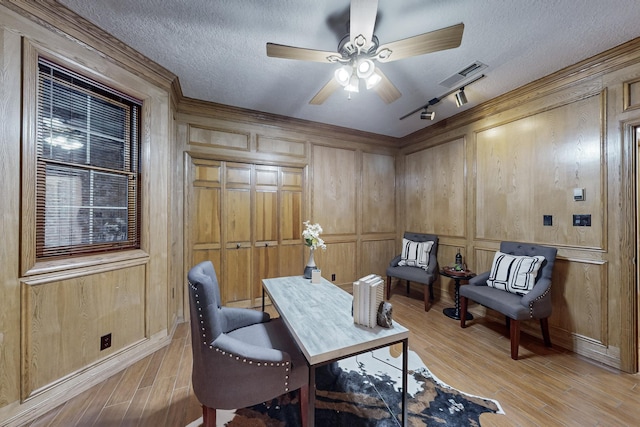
187 157 304 307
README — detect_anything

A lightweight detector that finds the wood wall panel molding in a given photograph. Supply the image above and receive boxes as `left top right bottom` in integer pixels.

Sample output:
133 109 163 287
360 239 397 279
623 78 640 111
256 134 306 158
189 125 250 151
474 95 603 248
0 26 22 408
312 145 357 235
313 241 357 286
21 265 146 400
403 138 465 237
361 152 396 234
178 97 400 149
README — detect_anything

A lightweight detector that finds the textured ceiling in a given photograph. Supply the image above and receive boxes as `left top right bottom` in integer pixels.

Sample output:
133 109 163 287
59 0 640 138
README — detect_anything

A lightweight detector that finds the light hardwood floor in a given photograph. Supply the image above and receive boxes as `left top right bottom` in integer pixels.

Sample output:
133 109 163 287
25 288 640 426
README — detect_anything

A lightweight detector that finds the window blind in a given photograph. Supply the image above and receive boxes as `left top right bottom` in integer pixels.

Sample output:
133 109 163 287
36 58 141 258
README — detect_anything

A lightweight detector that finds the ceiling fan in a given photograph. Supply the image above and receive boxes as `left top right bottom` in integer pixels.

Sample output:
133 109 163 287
266 0 464 105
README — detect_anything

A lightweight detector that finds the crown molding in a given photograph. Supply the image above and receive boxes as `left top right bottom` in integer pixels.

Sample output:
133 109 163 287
2 0 178 91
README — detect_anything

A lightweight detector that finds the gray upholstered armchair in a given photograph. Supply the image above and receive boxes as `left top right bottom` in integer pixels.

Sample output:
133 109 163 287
459 241 557 360
188 261 309 426
386 232 439 311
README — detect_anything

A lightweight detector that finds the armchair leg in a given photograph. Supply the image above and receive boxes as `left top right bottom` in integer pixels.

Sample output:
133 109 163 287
540 318 552 347
406 280 410 294
460 296 468 328
202 405 216 427
299 385 309 427
386 276 392 300
509 319 520 360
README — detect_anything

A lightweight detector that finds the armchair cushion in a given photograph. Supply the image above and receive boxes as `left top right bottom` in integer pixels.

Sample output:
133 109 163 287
397 238 434 270
486 251 545 296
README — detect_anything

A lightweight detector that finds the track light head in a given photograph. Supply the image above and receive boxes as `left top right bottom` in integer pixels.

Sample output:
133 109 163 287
454 88 468 107
420 108 435 120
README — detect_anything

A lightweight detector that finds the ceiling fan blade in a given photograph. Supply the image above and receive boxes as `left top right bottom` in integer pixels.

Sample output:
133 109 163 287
309 78 342 105
376 23 464 63
372 68 401 104
266 43 338 63
350 0 379 51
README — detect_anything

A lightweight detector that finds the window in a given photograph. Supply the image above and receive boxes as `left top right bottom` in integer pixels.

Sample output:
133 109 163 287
36 58 141 258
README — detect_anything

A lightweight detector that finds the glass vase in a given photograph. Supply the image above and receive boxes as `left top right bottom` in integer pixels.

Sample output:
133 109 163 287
303 248 316 279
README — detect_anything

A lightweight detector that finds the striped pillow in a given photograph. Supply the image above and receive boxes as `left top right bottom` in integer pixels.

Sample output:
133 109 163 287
397 239 434 270
486 251 545 295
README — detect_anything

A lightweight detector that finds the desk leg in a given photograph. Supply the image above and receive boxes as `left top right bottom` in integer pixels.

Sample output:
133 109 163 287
262 288 265 312
308 365 315 427
401 338 408 426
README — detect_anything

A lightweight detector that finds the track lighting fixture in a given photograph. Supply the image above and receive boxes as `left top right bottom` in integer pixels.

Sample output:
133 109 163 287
420 108 435 120
399 74 486 121
454 87 468 107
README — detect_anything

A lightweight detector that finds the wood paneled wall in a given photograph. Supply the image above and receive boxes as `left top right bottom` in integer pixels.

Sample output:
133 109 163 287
177 109 398 301
400 44 640 372
0 3 176 424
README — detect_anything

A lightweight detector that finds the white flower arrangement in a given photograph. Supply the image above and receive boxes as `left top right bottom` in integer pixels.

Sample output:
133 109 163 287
302 220 326 251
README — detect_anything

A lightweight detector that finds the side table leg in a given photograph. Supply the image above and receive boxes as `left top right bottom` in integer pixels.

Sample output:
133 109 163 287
443 277 474 321
453 278 461 319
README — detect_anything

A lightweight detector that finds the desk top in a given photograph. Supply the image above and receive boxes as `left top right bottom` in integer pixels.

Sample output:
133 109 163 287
262 276 409 365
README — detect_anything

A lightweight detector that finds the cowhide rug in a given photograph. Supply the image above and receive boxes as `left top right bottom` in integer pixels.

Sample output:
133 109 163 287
187 346 503 426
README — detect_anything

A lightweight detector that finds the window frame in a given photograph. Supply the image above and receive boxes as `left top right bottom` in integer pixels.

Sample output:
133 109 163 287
35 58 142 259
21 42 149 276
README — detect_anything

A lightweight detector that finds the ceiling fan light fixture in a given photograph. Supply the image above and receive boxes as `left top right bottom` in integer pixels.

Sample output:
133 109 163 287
356 58 375 79
334 66 351 86
420 108 435 120
454 88 468 107
365 72 382 89
344 70 360 92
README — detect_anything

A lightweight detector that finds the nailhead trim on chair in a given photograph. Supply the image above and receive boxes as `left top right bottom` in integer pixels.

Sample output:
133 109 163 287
190 279 292 391
211 347 292 390
529 286 551 318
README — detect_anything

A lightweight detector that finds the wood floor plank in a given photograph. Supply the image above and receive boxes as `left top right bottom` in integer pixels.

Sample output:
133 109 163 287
137 375 176 427
48 385 101 427
156 336 185 380
93 401 129 427
72 371 124 426
105 355 151 407
120 386 152 427
164 386 190 427
138 346 167 389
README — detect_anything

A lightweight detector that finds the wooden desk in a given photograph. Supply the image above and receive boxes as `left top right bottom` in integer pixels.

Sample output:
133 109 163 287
262 276 409 427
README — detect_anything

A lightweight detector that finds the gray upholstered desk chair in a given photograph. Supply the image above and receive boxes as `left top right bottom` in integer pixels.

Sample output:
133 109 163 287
386 232 439 311
459 241 557 360
188 261 309 426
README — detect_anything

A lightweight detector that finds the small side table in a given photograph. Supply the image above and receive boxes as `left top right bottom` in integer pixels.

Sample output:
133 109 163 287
440 268 476 321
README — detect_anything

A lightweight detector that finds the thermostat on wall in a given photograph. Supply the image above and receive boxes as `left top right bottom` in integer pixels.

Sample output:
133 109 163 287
573 188 585 201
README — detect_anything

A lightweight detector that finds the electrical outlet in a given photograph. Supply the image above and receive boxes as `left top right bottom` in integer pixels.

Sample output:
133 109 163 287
331 273 336 281
100 333 112 351
543 215 553 226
